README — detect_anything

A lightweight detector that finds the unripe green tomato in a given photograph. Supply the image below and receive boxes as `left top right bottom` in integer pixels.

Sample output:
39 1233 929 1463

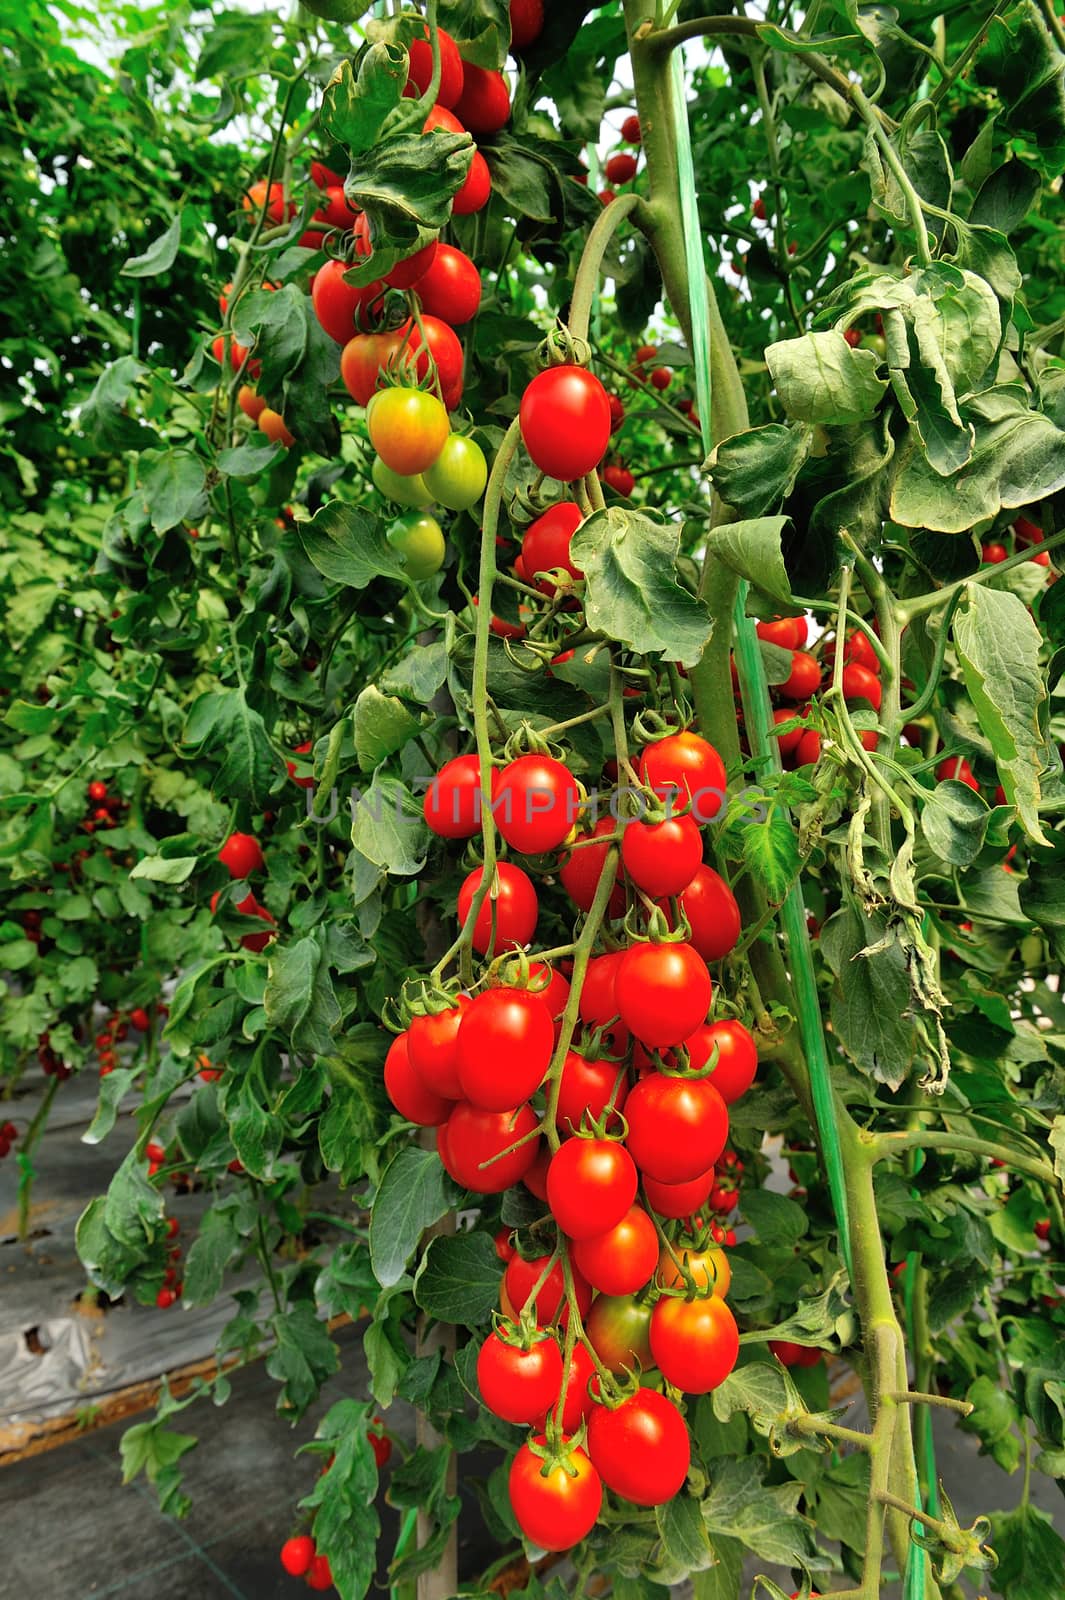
387 512 445 580
372 455 433 508
860 334 887 357
422 434 488 510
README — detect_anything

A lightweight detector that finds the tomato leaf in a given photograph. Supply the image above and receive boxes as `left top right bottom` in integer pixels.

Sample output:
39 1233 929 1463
264 934 341 1057
765 330 889 424
266 1301 340 1418
351 771 429 877
708 423 811 519
972 0 1065 175
322 47 405 155
299 1402 381 1597
571 508 714 668
182 1199 246 1306
370 1147 454 1288
413 1229 502 1323
353 684 422 771
655 1492 716 1573
439 0 511 69
183 687 284 808
920 778 990 867
297 502 405 589
712 517 794 607
820 906 917 1089
701 1455 820 1565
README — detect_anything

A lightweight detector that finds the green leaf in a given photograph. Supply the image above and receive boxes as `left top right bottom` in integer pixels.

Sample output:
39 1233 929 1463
708 424 810 519
765 331 889 425
953 584 1051 845
741 1189 809 1248
136 449 208 534
300 0 373 21
83 1068 139 1145
973 0 1065 175
353 685 421 771
439 0 510 67
970 159 1041 234
413 1230 501 1324
322 46 405 154
263 937 339 1057
379 641 449 703
570 508 714 669
350 772 428 877
988 1504 1065 1600
299 1403 381 1597
297 502 404 589
963 1374 1022 1473
81 357 158 451
370 1147 453 1289
701 1456 815 1566
655 1493 715 1572
348 104 473 262
121 213 183 277
129 854 198 884
712 518 794 606
216 440 281 477
920 779 990 867
267 1302 340 1419
183 688 284 809
183 1202 244 1305
820 907 917 1089
740 804 799 901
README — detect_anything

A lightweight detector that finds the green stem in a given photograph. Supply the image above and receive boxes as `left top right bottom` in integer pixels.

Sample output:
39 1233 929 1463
17 1076 60 1242
898 526 1065 621
876 1129 1057 1186
568 194 641 345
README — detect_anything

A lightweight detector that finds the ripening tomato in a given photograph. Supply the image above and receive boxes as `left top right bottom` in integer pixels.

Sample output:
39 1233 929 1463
218 832 264 879
605 152 638 184
509 0 544 51
504 1253 593 1324
508 1438 602 1551
794 729 821 767
258 409 294 447
587 1388 689 1506
405 25 465 107
624 1072 729 1182
685 1018 757 1103
586 1293 654 1374
664 865 741 963
520 501 584 593
841 661 882 711
456 987 554 1110
280 1535 316 1577
781 650 821 700
768 1339 822 1368
642 1166 716 1219
554 1048 628 1134
602 463 635 496
407 997 469 1099
616 941 712 1048
368 387 449 476
211 333 258 375
242 179 293 223
546 1137 638 1239
384 1031 453 1126
621 812 703 899
560 817 624 917
936 756 979 791
415 243 481 325
657 1240 731 1299
639 732 727 824
422 434 488 510
477 1331 564 1423
372 456 433 508
443 1101 539 1192
649 1293 739 1393
454 63 511 134
457 862 539 954
424 753 482 838
238 385 266 421
756 616 805 649
340 328 402 406
493 754 581 854
571 1204 658 1295
520 366 611 482
311 258 383 344
386 511 445 580
621 113 641 143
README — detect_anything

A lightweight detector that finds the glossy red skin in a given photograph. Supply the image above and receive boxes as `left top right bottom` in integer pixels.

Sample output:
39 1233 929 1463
415 243 481 325
340 328 402 405
981 542 1008 563
218 831 264 879
686 1018 758 1103
841 661 882 711
407 998 469 1099
624 1073 729 1183
769 1339 823 1368
454 63 511 134
505 1253 593 1324
642 1166 717 1219
305 1554 333 1592
406 26 464 108
522 1142 551 1199
639 732 727 823
560 817 624 916
311 161 344 190
621 812 703 899
602 464 635 495
794 728 821 767
571 1204 658 1295
493 754 581 855
587 1388 690 1505
508 1439 602 1551
319 184 359 230
509 0 544 51
477 1331 564 1423
616 941 712 1048
650 367 671 390
384 239 439 290
621 114 641 143
384 1032 453 1126
455 987 554 1109
1013 516 1043 544
546 1138 638 1239
772 706 805 757
585 1293 654 1374
520 501 584 593
843 630 880 672
936 756 979 791
443 1102 539 1192
605 152 638 183
577 951 625 1031
423 753 482 838
663 864 741 963
649 1294 739 1393
781 650 821 700
520 366 612 481
525 961 571 1038
280 1535 315 1577
554 1049 628 1134
756 617 805 649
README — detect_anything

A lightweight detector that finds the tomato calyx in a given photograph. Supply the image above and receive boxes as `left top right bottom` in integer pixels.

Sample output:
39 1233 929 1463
399 974 467 1026
620 902 691 950
490 1312 562 1357
520 1426 592 1474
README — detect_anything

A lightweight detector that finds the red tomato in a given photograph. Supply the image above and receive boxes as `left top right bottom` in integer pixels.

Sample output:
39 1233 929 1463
455 987 554 1110
650 367 671 391
638 732 727 824
578 950 626 1034
415 243 481 325
508 1438 602 1551
1014 515 1042 545
621 114 641 143
305 1554 333 1591
642 1166 716 1219
218 831 264 879
340 328 403 406
384 239 439 291
523 1143 551 1200
443 1102 539 1192
772 706 805 757
608 393 625 430
768 1339 822 1368
560 817 623 917
407 998 469 1099
237 384 265 422
666 865 741 963
453 63 511 134
384 1032 453 1126
524 960 571 1038
402 314 465 399
242 179 293 223
520 366 611 482
780 650 821 700
624 1072 729 1182
423 753 482 838
280 1535 316 1576
587 1388 689 1506
605 152 638 184
311 161 343 190
520 501 584 593
794 729 821 766
509 0 544 51
649 1294 739 1393
546 1138 638 1239
621 812 703 899
841 661 882 711
616 941 712 1048
545 1343 597 1432
319 184 359 230
453 148 491 215
571 1205 658 1295
477 1331 563 1423
936 756 979 791
843 631 880 672
554 1049 628 1134
505 1253 592 1324
602 464 635 495
756 616 804 649
406 25 465 108
685 1019 758 1103
585 1293 654 1374
493 754 580 854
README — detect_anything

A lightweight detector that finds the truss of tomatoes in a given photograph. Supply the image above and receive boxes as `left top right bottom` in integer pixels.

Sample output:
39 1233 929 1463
385 729 774 1548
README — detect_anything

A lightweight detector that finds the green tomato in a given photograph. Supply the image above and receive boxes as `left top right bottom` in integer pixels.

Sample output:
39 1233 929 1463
387 512 445 581
372 455 433 508
422 434 488 511
860 334 887 357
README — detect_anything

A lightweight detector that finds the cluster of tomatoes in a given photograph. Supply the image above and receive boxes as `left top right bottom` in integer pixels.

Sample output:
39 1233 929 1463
278 1426 391 1592
153 1214 182 1308
981 514 1053 572
210 829 276 954
596 111 642 205
382 727 768 1548
35 1030 72 1081
758 615 882 770
95 1003 153 1077
81 777 127 837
